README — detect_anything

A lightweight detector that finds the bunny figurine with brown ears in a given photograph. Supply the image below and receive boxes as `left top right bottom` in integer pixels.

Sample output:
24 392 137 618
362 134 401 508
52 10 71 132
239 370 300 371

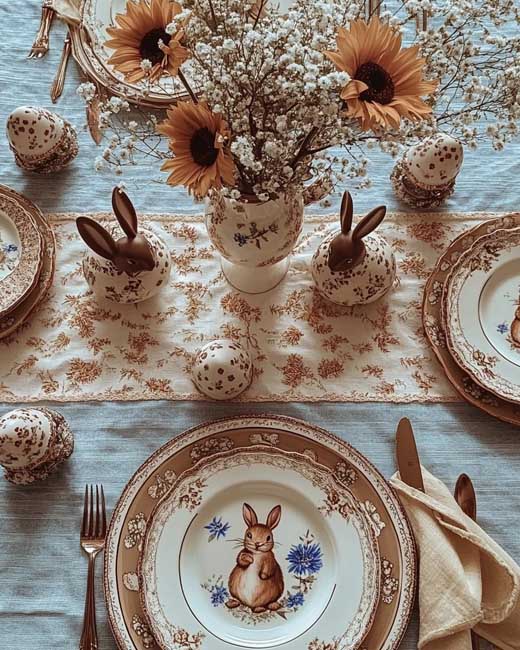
311 192 396 306
76 187 171 303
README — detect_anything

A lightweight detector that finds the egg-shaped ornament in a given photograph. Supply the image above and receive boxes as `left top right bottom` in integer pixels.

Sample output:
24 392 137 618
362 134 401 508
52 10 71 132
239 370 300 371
390 133 463 208
192 339 253 400
77 188 172 304
311 192 396 306
6 106 79 174
0 408 74 485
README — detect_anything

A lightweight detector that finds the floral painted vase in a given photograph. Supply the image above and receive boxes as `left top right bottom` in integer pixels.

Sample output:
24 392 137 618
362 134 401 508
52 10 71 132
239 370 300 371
205 189 304 294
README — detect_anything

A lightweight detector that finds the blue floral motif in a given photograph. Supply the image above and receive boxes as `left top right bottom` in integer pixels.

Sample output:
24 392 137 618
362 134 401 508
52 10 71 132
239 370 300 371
286 542 323 576
210 584 229 606
286 592 304 609
497 322 509 334
205 516 230 542
4 243 18 253
234 233 248 247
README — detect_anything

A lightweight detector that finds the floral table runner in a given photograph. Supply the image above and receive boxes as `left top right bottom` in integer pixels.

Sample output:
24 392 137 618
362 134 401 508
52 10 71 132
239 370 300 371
0 212 497 403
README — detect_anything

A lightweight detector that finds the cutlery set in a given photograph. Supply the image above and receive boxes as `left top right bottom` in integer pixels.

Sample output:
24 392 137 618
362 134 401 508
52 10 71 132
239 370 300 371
28 3 70 102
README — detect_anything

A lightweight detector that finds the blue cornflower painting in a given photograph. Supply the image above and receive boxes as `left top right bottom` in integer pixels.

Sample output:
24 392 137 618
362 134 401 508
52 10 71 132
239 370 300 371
205 516 230 542
286 592 304 609
497 323 509 335
210 584 229 606
286 542 323 576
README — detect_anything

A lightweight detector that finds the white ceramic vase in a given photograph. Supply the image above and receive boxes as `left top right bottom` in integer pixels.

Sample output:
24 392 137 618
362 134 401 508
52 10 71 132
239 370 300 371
205 189 304 294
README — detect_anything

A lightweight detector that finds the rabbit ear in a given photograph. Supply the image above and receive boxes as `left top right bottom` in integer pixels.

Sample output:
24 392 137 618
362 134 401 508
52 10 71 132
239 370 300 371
243 503 258 527
266 505 282 530
112 187 138 239
352 206 386 241
76 217 117 261
340 192 353 235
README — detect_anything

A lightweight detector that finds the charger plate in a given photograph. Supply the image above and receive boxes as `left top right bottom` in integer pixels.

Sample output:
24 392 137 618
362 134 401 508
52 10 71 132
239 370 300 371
140 446 380 650
104 416 416 650
0 186 56 339
423 213 520 424
444 227 520 404
72 0 191 108
0 192 43 315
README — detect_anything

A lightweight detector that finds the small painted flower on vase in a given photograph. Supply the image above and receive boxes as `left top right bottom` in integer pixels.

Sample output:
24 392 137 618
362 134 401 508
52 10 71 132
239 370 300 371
205 516 230 542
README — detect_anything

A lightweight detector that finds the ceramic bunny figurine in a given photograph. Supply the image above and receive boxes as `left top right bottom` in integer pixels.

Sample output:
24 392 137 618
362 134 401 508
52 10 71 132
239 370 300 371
77 187 171 303
226 503 284 613
311 192 396 306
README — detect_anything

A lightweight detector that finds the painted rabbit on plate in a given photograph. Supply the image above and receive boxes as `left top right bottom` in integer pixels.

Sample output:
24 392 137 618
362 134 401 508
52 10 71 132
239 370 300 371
226 503 284 613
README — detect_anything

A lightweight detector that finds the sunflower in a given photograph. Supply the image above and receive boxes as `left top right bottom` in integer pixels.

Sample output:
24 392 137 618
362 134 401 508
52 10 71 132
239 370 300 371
105 0 189 84
157 101 236 198
326 17 438 132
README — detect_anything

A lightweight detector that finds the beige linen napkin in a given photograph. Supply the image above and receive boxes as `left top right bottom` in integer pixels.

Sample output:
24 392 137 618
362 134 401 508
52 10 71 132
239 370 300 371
44 0 81 26
390 468 520 650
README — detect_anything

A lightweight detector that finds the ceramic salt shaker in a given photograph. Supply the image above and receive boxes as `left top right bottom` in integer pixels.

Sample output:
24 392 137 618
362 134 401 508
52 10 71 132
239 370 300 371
6 106 79 174
191 339 253 400
390 132 463 208
311 192 396 306
0 407 74 485
76 187 171 304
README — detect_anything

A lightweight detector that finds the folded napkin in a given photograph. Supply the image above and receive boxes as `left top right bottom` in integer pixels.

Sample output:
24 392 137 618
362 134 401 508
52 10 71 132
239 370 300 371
390 468 520 650
44 0 81 26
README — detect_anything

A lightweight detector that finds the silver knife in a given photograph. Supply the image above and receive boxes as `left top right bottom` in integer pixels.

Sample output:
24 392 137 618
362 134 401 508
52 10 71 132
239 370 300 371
50 33 72 103
395 417 425 492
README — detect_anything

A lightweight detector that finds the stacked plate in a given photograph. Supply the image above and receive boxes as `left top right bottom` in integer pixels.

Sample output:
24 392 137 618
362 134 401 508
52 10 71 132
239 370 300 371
0 185 56 340
70 0 190 108
105 415 416 650
423 213 520 424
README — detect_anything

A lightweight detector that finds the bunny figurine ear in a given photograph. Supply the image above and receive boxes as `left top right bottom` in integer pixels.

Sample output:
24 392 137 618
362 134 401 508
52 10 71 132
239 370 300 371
243 503 258 527
340 191 354 235
352 206 386 242
76 217 117 262
112 187 138 239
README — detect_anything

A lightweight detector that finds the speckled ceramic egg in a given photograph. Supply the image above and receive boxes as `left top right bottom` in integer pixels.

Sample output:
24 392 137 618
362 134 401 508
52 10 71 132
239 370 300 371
6 106 78 174
404 133 463 188
192 339 253 400
311 192 396 306
0 408 74 485
82 227 172 304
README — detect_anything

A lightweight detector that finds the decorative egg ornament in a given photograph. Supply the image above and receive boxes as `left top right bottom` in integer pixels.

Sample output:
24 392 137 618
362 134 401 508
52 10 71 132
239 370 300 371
6 106 79 174
191 339 253 400
390 133 463 208
312 192 396 306
0 408 74 485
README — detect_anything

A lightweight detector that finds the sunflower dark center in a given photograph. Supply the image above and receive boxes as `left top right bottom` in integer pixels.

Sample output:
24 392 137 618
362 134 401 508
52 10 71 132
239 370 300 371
139 28 171 65
190 127 218 167
355 61 395 105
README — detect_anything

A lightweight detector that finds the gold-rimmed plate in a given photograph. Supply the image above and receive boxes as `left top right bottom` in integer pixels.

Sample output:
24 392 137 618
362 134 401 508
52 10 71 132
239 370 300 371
0 190 43 316
423 212 520 424
0 186 56 340
104 415 416 650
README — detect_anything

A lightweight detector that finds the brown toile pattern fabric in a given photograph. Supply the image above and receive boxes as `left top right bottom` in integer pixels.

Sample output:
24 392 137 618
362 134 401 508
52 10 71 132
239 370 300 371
0 212 498 403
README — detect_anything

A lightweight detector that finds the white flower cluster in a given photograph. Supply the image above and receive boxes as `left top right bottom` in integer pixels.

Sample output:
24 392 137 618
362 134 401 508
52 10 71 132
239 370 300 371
78 0 520 195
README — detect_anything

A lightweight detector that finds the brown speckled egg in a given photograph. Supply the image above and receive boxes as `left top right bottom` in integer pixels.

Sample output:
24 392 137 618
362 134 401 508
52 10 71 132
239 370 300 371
404 133 463 187
192 339 253 400
0 408 53 470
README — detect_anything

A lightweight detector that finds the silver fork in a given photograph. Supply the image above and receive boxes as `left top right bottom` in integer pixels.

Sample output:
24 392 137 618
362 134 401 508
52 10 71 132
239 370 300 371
80 485 107 650
28 5 55 59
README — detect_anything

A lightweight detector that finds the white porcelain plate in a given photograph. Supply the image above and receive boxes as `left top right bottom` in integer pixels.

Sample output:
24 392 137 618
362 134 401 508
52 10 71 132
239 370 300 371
0 193 42 315
445 227 520 403
140 446 380 650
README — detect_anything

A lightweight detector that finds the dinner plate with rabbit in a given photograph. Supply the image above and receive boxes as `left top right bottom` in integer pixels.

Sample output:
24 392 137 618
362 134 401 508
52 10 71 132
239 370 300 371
139 445 381 650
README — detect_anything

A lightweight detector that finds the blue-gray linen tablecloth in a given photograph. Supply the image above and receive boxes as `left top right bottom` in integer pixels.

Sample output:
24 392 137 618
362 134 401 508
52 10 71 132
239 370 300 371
0 3 519 649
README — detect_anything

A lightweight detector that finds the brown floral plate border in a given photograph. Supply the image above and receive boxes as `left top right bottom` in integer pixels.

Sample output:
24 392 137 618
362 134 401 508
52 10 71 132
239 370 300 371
0 185 56 340
0 190 43 315
423 212 520 425
104 415 416 650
